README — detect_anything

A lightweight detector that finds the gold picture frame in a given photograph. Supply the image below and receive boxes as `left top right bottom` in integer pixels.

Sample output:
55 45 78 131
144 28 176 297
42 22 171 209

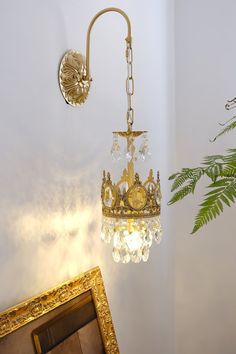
0 267 119 354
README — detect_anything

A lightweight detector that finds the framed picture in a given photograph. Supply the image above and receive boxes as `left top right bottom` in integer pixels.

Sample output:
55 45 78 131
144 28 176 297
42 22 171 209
0 267 119 354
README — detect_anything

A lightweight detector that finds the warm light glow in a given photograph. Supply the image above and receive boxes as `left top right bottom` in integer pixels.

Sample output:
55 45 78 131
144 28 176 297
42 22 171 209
101 216 162 263
125 231 143 252
18 211 81 241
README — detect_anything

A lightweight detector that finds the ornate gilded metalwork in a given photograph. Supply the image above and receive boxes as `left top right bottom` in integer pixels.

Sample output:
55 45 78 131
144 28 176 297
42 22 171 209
102 169 161 219
113 130 147 138
127 184 147 211
0 267 119 354
59 50 90 106
102 173 117 208
58 8 132 107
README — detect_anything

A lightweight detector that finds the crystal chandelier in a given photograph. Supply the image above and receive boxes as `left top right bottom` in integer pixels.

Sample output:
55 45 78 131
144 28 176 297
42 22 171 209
58 8 162 263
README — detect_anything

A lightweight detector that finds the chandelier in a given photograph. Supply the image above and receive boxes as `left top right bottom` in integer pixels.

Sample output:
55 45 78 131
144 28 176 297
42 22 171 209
58 8 162 263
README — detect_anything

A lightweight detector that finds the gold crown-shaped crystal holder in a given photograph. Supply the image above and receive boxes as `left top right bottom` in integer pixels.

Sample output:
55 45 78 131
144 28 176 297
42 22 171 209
101 130 162 264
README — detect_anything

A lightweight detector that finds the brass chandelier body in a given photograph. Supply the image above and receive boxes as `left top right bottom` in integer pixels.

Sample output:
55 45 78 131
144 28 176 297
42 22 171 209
59 8 162 263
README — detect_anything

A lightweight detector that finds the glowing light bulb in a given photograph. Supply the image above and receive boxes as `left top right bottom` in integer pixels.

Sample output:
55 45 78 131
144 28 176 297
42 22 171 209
101 216 162 263
125 230 143 252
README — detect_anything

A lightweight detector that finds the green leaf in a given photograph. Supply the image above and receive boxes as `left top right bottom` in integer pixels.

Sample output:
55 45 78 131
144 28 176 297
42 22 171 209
168 172 179 180
191 177 236 234
168 139 236 233
170 169 193 192
212 118 236 141
205 163 223 181
168 182 195 205
169 168 204 193
203 155 225 164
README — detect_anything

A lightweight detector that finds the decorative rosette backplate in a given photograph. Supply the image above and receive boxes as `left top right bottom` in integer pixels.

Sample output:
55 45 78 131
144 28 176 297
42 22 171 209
59 50 91 106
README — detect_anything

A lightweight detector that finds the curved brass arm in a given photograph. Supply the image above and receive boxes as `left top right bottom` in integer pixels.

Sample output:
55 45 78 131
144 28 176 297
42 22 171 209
85 7 132 79
59 8 132 107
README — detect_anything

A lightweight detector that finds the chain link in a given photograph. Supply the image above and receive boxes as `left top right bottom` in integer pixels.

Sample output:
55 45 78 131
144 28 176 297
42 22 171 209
126 42 134 130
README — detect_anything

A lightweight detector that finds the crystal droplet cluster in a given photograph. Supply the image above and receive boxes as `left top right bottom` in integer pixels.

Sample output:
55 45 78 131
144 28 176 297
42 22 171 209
101 216 162 263
111 132 151 162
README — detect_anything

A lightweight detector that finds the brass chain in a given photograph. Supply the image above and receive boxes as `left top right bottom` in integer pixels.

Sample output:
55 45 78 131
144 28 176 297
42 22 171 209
126 42 134 131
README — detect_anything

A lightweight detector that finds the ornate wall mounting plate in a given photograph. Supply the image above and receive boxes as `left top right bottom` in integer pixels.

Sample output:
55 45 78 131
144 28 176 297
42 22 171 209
59 50 91 106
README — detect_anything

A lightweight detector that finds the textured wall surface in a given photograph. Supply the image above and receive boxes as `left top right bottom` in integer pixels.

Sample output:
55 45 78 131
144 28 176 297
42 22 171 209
175 1 236 353
0 1 174 353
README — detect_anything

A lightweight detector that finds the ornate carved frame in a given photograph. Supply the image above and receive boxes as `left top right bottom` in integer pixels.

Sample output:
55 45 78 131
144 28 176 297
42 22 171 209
0 267 119 353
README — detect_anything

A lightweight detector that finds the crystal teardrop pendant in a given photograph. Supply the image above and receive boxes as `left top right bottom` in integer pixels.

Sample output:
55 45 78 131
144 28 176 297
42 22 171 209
111 133 121 160
139 133 151 161
125 137 137 161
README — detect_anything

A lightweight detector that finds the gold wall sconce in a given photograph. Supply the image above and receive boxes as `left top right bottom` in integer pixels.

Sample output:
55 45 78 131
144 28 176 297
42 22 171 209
59 8 162 263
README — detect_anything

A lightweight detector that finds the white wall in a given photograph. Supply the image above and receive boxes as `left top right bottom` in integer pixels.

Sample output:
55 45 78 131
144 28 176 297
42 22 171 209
175 1 236 354
3 1 236 353
0 1 175 353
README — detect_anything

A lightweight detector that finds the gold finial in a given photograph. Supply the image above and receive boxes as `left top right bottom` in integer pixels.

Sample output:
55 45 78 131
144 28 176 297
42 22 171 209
103 170 106 181
148 169 154 182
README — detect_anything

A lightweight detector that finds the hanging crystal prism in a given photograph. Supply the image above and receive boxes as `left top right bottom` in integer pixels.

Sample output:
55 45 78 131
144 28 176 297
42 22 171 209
139 133 151 161
111 133 121 160
125 137 137 161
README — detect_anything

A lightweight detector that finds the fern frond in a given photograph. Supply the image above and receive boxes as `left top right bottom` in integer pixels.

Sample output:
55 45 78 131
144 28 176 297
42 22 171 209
205 163 223 181
191 177 236 234
224 149 236 162
169 168 194 192
168 172 179 180
169 168 204 192
211 119 236 141
220 161 236 177
168 114 236 234
227 148 236 155
203 154 225 164
168 181 195 205
168 168 203 204
219 115 236 126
